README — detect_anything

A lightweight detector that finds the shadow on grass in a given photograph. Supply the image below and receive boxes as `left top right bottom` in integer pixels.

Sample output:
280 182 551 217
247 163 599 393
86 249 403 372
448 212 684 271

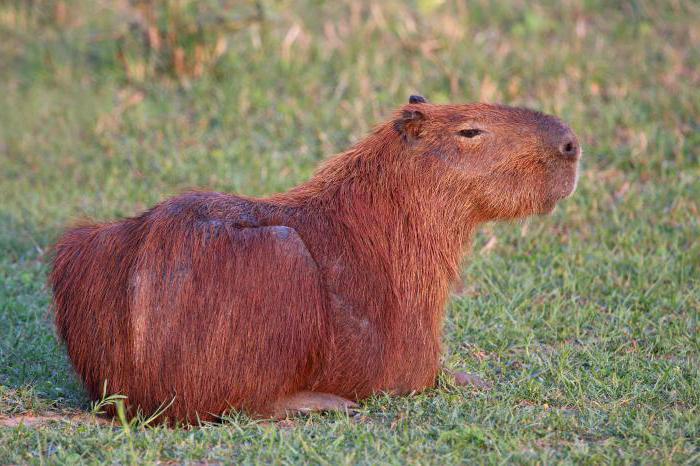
0 213 89 415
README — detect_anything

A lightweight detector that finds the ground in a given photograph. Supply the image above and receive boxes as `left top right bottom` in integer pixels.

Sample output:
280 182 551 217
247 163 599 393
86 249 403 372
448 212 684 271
0 0 698 464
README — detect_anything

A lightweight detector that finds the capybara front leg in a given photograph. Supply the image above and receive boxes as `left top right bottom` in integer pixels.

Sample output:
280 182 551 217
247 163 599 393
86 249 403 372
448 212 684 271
273 391 358 418
446 370 493 390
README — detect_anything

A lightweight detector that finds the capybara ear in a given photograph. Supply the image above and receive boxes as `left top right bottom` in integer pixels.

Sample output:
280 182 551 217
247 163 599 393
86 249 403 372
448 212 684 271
409 95 427 104
394 109 425 142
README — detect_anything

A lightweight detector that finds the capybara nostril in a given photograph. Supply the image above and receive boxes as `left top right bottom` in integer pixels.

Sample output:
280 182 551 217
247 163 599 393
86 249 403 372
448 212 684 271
559 135 579 159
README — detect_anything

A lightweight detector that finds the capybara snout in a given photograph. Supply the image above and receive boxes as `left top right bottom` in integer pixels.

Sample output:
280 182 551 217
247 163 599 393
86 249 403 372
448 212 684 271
529 111 581 161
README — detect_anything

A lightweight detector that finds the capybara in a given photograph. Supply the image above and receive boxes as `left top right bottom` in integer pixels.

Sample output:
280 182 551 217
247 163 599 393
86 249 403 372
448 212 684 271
50 96 581 424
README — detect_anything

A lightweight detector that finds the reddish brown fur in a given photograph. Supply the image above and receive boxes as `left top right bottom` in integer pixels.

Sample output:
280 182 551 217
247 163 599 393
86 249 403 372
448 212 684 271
50 100 580 424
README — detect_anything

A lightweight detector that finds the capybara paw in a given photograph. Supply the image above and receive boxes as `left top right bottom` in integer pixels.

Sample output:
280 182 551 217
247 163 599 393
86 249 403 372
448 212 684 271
450 371 493 390
273 391 359 418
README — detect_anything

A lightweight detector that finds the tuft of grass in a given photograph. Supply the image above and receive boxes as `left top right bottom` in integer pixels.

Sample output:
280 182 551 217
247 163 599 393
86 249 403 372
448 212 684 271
1 0 698 464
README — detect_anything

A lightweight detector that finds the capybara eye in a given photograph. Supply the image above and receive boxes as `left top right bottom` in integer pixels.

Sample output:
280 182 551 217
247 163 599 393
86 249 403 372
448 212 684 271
458 129 484 138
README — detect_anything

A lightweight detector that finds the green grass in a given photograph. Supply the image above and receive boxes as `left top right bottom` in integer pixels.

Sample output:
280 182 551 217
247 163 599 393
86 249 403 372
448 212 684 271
1 0 698 463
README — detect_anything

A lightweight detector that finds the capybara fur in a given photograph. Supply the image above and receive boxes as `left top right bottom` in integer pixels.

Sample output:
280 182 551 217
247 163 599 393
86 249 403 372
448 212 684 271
50 97 581 424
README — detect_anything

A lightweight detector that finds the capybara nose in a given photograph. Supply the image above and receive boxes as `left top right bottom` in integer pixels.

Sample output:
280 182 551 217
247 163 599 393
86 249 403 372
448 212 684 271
558 133 580 160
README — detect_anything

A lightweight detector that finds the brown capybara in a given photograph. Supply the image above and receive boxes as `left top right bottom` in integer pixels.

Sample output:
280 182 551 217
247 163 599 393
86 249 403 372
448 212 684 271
50 96 581 424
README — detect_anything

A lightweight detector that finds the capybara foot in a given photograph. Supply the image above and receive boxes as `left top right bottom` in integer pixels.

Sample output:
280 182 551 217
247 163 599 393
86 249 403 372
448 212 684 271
273 391 358 418
448 370 492 390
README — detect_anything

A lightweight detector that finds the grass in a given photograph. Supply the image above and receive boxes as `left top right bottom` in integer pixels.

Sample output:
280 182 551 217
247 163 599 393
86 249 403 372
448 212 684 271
0 0 698 463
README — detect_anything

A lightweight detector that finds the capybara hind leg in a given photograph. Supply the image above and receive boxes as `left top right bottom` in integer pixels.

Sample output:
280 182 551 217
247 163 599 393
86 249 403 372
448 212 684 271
273 391 358 418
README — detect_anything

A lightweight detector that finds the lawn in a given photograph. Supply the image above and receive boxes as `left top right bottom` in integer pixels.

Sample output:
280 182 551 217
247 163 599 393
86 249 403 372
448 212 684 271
0 0 698 464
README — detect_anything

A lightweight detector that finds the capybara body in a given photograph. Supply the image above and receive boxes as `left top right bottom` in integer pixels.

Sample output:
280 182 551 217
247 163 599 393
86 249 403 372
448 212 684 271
50 98 580 423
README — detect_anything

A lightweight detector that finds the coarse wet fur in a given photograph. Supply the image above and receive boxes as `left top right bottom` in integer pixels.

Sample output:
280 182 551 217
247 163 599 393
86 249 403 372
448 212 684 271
50 97 581 424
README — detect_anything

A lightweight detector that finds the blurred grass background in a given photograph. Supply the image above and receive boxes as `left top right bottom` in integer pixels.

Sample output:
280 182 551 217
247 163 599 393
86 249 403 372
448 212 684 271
0 0 698 464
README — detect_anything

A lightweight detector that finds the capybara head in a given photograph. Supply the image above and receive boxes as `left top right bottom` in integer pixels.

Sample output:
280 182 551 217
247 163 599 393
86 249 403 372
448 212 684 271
394 96 581 221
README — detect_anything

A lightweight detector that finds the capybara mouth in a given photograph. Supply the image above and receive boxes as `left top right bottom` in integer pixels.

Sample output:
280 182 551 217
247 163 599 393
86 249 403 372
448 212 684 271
551 161 580 206
561 168 580 198
541 158 580 214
